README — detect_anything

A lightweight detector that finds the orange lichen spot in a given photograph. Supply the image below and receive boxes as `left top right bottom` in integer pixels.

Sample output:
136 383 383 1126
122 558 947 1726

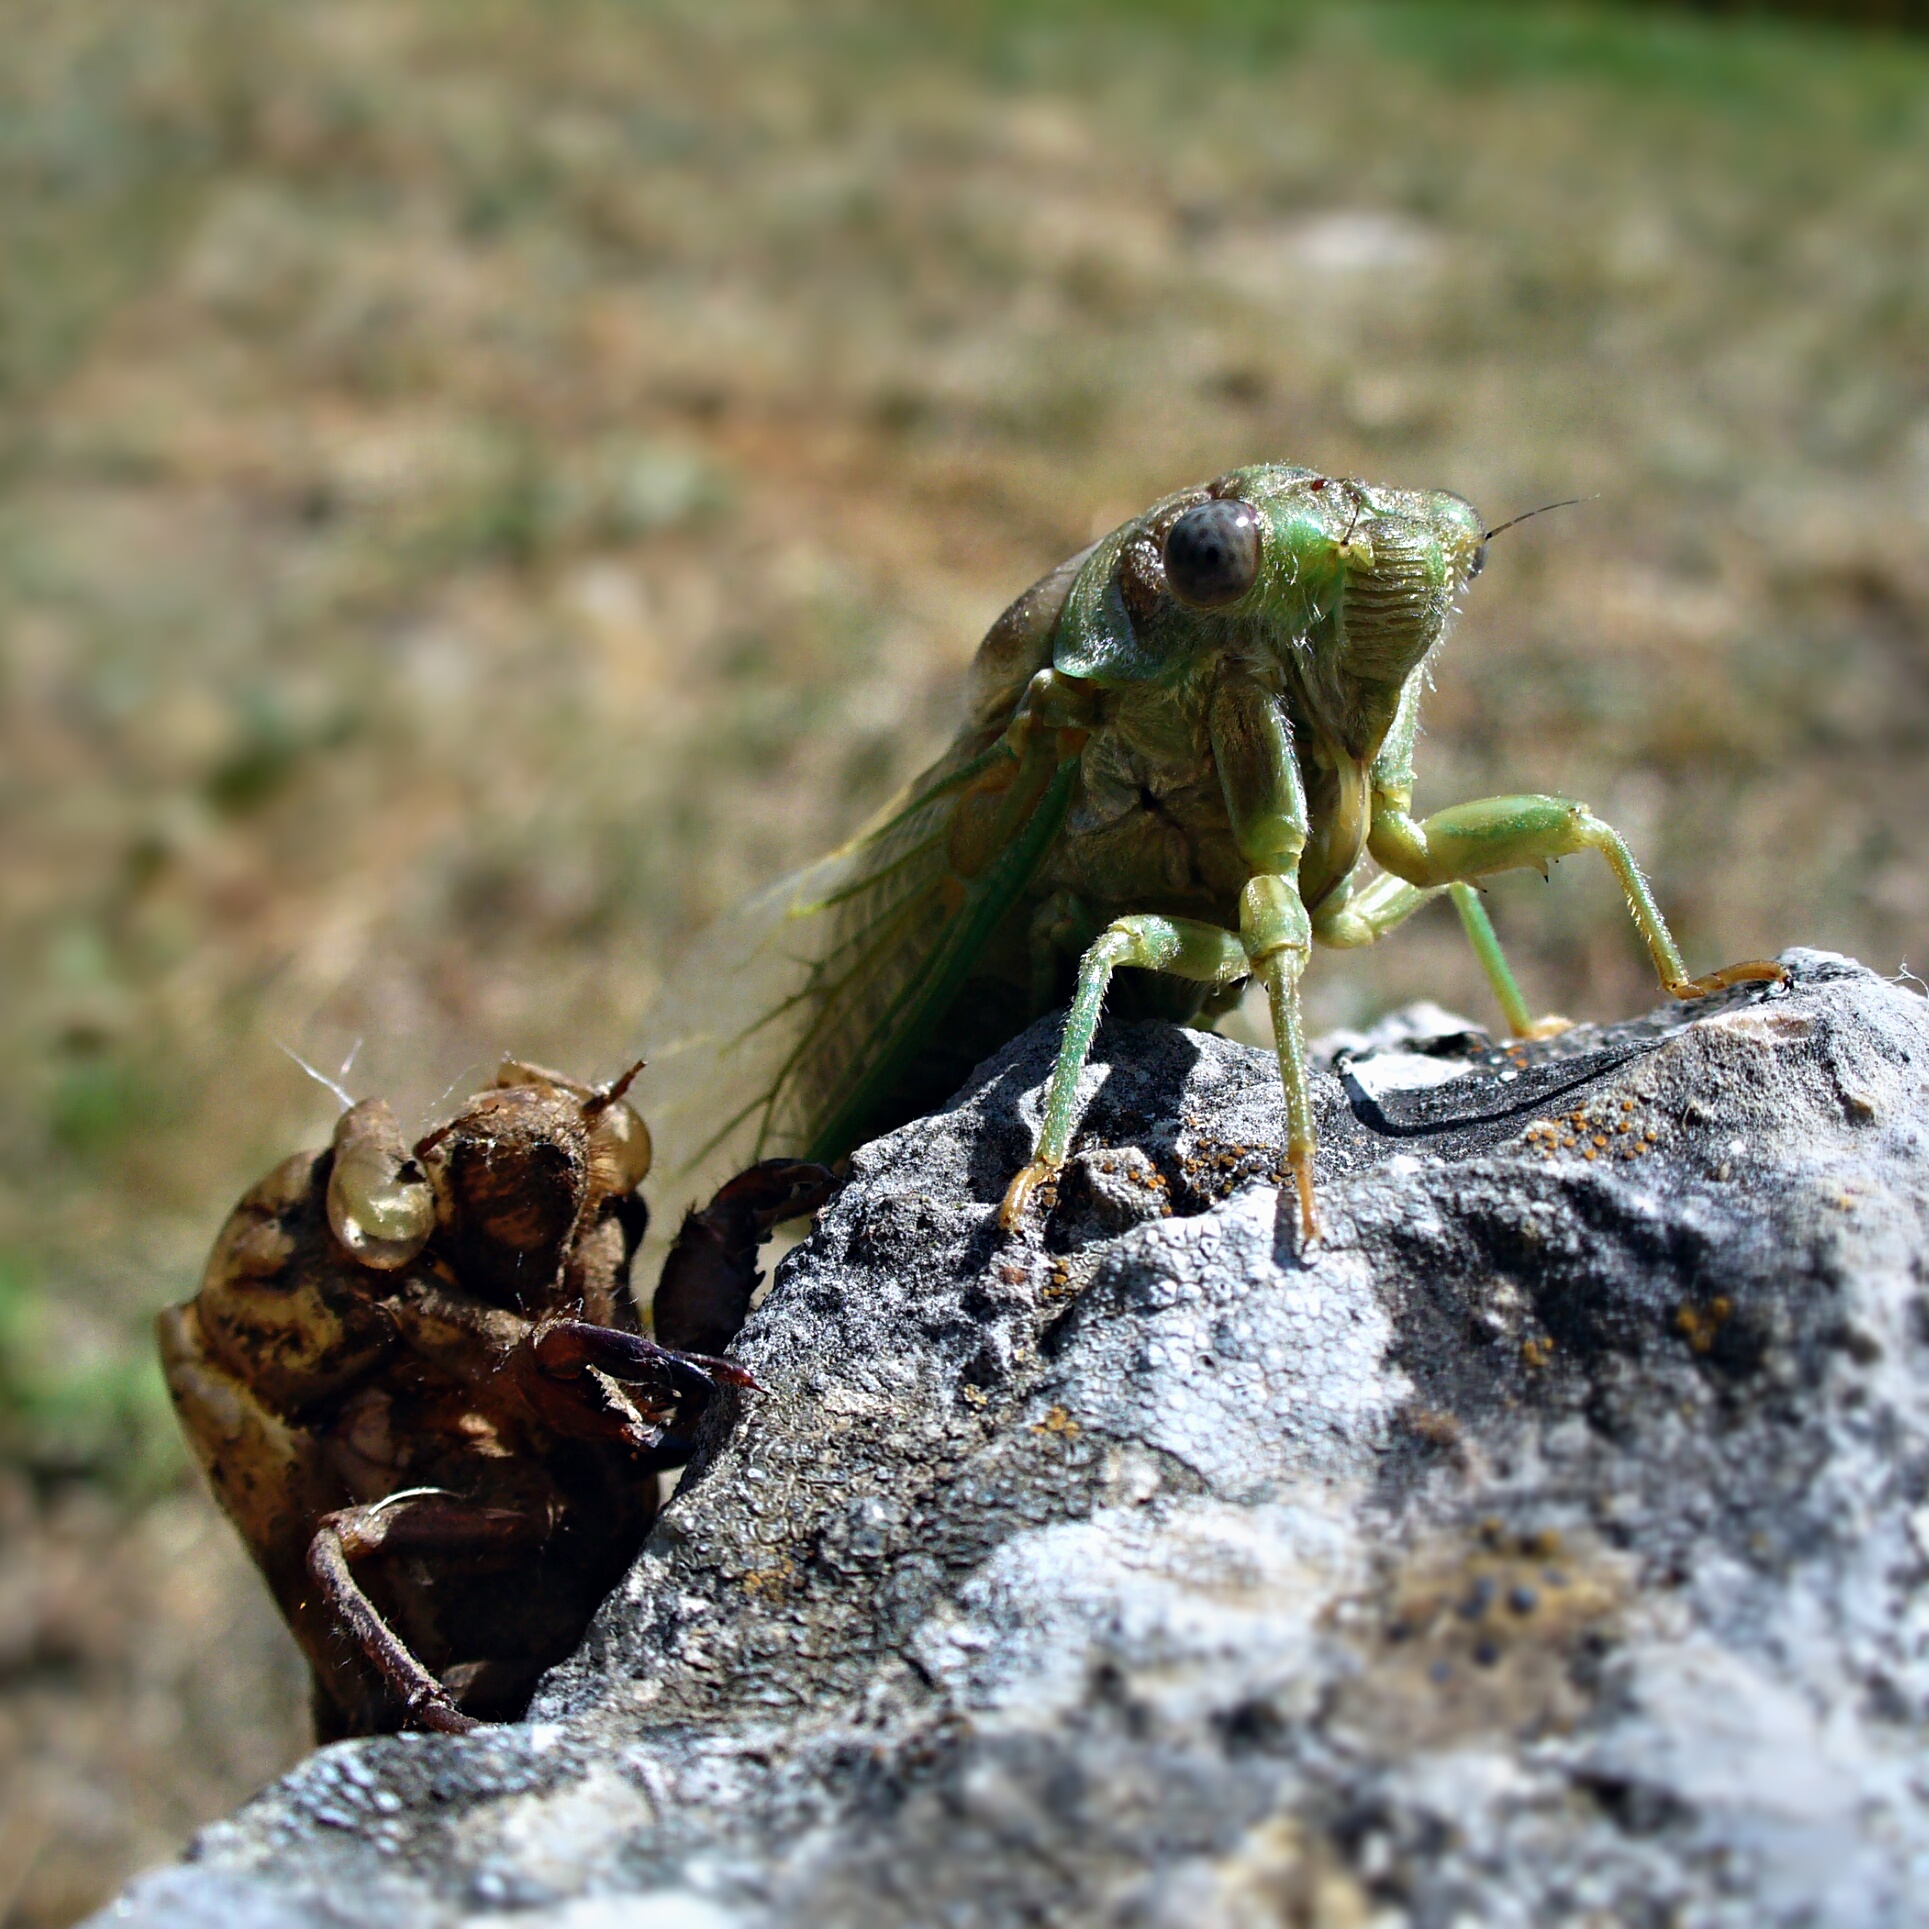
1032 1405 1081 1438
1674 1297 1733 1354
742 1558 800 1600
1521 1335 1555 1369
1038 1257 1077 1304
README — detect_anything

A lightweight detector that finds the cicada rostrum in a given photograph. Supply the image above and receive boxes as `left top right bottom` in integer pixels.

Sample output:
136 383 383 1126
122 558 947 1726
648 463 1785 1236
158 1059 832 1737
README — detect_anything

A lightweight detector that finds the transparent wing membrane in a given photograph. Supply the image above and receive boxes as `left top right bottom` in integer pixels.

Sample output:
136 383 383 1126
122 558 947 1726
639 734 999 1221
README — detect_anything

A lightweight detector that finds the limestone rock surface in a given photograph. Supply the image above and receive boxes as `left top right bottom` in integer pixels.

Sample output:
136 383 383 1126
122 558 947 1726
101 952 1929 1928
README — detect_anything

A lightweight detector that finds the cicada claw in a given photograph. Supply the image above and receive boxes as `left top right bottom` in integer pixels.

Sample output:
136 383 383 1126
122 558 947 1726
409 1690 481 1736
998 1158 1058 1232
1516 1013 1575 1040
1669 958 1790 1000
1287 1147 1319 1248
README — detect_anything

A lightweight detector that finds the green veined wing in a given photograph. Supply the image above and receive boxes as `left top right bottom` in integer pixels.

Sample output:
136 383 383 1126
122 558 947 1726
639 731 1031 1189
638 543 1090 1243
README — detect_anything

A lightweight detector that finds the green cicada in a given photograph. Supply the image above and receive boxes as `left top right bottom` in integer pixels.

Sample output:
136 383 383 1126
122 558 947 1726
648 463 1785 1240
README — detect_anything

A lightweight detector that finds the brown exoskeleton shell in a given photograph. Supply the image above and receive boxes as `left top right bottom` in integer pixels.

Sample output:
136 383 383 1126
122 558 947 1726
159 1059 832 1739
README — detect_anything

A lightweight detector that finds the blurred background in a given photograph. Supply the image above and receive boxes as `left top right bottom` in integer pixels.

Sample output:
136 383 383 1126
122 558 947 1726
3 1 1927 1919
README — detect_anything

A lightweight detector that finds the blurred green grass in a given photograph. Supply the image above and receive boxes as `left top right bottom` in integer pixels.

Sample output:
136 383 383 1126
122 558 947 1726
2 0 1927 1918
0 1259 179 1496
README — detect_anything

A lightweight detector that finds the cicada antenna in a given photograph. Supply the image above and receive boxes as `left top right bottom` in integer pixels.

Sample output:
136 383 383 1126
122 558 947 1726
1336 476 1373 548
425 1059 485 1123
1482 495 1599 542
279 1041 357 1111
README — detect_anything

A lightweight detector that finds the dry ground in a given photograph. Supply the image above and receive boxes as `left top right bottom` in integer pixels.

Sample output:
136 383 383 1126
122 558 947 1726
3 2 1928 1920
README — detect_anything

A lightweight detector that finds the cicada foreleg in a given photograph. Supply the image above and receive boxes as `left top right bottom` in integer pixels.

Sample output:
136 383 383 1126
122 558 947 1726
998 913 1253 1229
1312 872 1559 1041
1241 875 1318 1242
307 1492 541 1735
1001 676 1329 1244
1214 678 1321 1242
1366 791 1788 1005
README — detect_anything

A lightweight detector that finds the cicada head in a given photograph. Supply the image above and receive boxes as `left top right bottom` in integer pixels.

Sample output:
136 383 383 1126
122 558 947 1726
1052 465 1486 748
415 1060 651 1314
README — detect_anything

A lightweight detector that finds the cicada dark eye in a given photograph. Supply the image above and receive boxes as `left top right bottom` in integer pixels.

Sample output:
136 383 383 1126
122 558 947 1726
1163 499 1261 609
1468 542 1488 582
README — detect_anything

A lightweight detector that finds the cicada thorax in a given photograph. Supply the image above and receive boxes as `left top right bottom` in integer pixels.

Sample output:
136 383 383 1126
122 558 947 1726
1036 666 1235 909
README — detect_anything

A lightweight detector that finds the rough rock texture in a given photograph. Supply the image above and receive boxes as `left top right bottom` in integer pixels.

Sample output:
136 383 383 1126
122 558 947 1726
102 951 1929 1928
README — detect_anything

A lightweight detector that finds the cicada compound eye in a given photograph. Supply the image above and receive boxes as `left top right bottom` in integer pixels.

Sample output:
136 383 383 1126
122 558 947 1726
1162 499 1262 609
587 1096 653 1194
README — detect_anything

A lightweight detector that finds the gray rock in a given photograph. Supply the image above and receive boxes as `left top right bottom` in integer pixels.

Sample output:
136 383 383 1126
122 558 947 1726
100 950 1929 1928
